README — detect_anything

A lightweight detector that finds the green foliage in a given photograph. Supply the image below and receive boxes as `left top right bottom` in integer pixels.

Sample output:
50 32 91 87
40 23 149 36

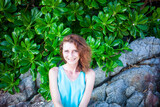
0 0 159 101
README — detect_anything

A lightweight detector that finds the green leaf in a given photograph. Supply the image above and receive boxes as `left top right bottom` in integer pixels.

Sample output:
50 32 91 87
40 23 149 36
30 69 37 81
77 15 83 21
5 35 14 45
98 11 104 20
95 39 101 48
0 73 11 83
25 38 30 47
21 41 26 48
14 79 20 85
116 59 123 67
138 18 148 24
92 16 101 23
20 59 30 66
111 39 122 47
107 26 114 32
0 46 10 51
20 64 30 74
118 14 127 20
91 1 99 9
98 0 107 4
80 28 91 34
30 50 39 54
139 31 145 38
137 25 148 31
0 83 8 89
12 46 23 52
58 23 64 33
62 28 71 36
7 4 17 13
31 7 42 24
8 88 14 94
45 13 51 23
102 66 107 71
37 66 47 76
106 18 114 24
68 14 75 21
14 86 20 93
141 6 149 14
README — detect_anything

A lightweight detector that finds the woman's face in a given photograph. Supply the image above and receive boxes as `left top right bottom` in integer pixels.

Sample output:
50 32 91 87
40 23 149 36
62 42 80 65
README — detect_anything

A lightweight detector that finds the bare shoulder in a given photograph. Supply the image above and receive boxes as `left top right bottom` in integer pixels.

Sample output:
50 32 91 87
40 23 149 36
85 69 95 79
49 67 59 76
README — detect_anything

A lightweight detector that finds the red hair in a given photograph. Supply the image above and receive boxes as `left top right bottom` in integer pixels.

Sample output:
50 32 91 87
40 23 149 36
60 34 91 72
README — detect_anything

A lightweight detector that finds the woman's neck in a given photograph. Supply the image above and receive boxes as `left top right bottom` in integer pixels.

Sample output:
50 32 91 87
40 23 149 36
63 63 78 73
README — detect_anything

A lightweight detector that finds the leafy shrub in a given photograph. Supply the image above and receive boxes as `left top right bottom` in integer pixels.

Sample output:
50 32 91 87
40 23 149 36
0 0 160 101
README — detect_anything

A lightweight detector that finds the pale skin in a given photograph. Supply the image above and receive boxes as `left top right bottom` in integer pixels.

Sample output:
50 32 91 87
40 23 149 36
49 42 95 107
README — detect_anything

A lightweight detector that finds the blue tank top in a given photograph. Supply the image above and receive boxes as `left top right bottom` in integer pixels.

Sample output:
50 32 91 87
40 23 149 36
53 66 86 107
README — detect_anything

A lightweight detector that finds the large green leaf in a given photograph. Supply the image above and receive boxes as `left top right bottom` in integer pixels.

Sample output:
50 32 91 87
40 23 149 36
20 64 30 74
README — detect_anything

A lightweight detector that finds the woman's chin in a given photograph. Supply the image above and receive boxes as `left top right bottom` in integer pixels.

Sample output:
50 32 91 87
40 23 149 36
67 60 78 65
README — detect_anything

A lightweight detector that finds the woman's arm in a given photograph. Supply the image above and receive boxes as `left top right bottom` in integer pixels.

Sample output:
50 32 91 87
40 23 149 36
79 69 95 107
49 67 63 107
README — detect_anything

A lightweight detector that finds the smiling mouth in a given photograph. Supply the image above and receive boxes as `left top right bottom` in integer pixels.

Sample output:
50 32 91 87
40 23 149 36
68 58 76 61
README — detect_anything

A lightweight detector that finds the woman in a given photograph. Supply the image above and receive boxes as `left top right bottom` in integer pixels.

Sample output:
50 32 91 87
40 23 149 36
49 34 95 107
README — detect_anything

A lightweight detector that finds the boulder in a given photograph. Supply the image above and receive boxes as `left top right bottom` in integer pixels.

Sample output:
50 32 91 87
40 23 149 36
109 103 121 107
94 67 107 86
19 75 36 99
126 92 144 107
125 86 136 98
106 79 127 105
111 37 160 76
111 65 158 91
90 83 107 105
88 101 109 107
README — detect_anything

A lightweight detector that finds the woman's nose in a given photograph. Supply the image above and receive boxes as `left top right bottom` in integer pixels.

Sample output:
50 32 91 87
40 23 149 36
68 52 73 58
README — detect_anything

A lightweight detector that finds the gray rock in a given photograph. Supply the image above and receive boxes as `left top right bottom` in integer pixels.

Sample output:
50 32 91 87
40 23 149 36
30 94 45 103
140 58 160 65
96 102 109 107
126 92 144 107
8 105 15 107
30 94 53 107
111 65 157 91
36 72 41 88
155 91 160 99
138 100 144 107
94 67 107 86
19 70 31 80
109 103 121 107
4 75 37 106
7 93 27 106
111 37 160 76
30 102 46 107
88 101 109 107
10 102 29 107
90 84 107 105
19 75 36 99
0 91 8 107
145 90 159 106
125 86 135 97
45 101 54 107
126 37 160 64
106 79 127 105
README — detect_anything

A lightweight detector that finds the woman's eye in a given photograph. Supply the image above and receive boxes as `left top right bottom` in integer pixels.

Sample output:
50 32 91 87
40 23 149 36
64 50 69 52
74 50 78 52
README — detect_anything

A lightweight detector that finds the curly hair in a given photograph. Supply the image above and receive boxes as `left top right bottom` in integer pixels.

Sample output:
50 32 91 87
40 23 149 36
60 34 91 72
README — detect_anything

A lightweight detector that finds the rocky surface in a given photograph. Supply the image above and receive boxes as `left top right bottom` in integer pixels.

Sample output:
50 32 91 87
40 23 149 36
0 37 160 107
111 37 160 76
